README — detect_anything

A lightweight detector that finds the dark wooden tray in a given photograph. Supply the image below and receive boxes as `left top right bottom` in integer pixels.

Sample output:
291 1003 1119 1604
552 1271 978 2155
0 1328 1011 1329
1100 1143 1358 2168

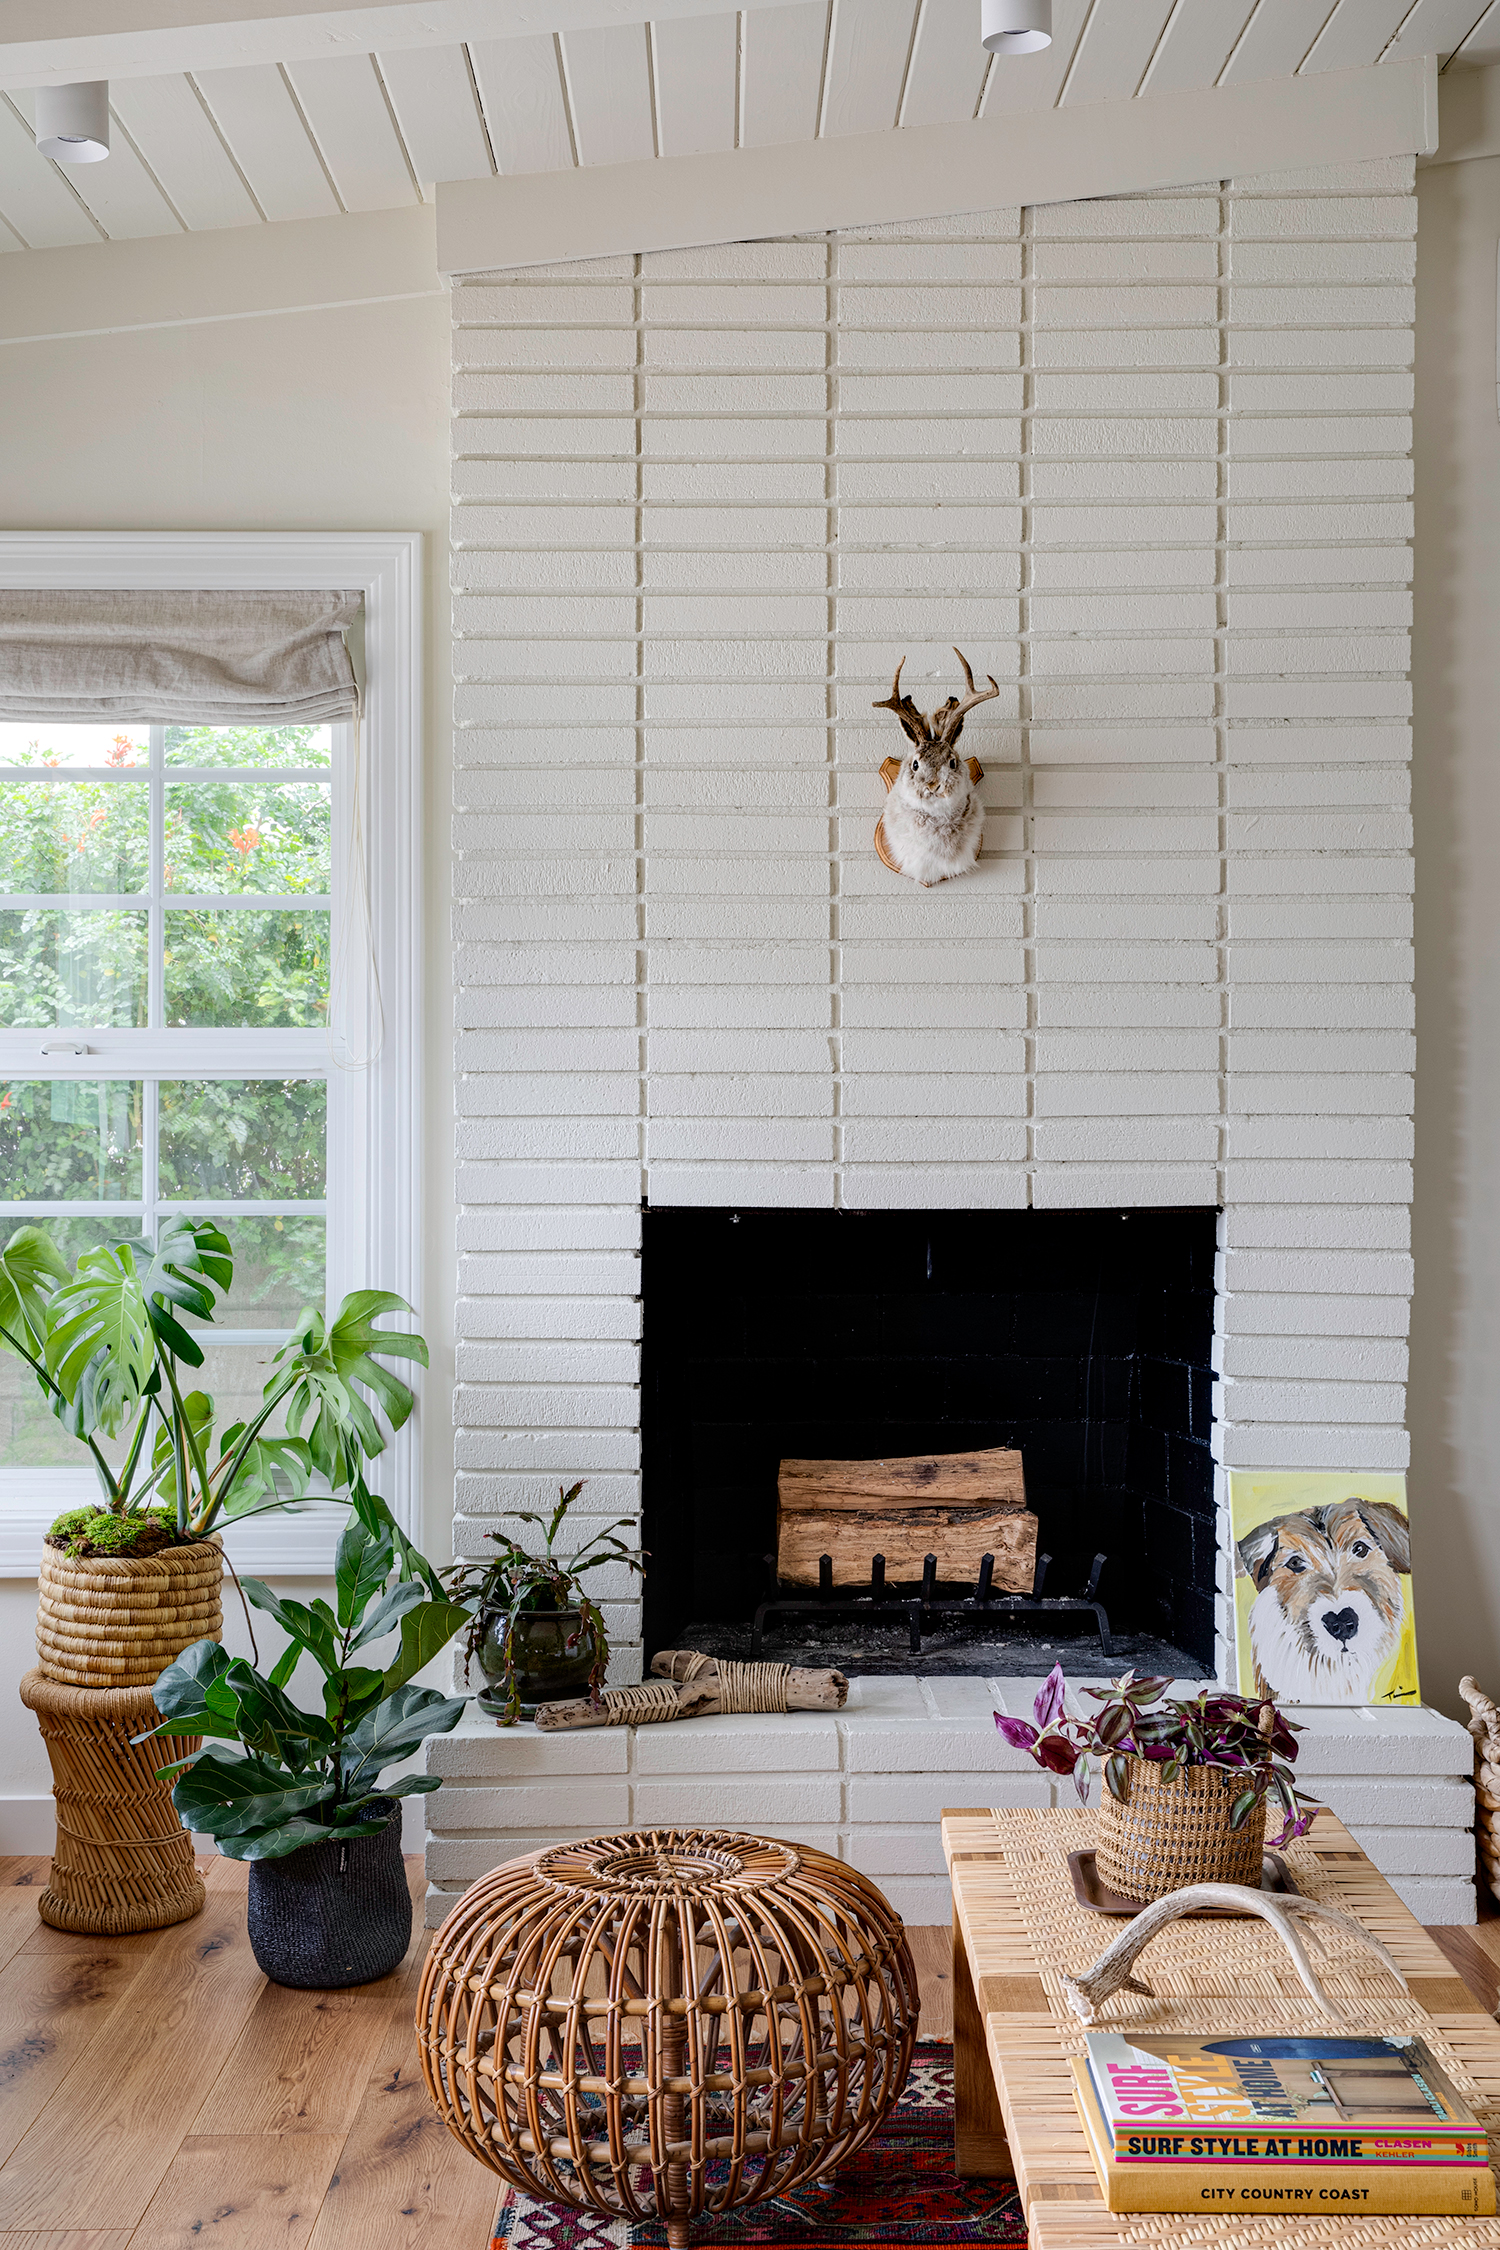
1067 1847 1300 1918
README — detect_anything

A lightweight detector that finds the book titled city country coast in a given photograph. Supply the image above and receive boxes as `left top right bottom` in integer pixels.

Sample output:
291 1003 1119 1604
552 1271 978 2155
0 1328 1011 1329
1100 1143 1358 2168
1072 2032 1495 2218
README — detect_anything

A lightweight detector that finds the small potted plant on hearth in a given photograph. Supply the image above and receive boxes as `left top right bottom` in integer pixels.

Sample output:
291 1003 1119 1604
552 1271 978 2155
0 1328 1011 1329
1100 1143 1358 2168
996 1666 1319 1904
139 1484 470 1988
442 1481 644 1723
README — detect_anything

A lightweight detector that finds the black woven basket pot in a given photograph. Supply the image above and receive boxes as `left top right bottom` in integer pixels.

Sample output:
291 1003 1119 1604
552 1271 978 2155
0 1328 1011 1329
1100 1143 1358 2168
245 1799 410 1989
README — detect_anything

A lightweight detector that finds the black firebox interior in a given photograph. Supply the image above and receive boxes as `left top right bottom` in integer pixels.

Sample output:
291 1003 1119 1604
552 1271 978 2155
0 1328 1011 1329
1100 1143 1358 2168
640 1205 1218 1674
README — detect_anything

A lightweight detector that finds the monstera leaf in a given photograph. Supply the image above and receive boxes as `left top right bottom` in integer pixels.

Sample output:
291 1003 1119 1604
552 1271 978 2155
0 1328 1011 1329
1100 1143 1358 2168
139 1217 233 1365
273 1292 428 1484
0 1226 68 1356
43 1244 154 1440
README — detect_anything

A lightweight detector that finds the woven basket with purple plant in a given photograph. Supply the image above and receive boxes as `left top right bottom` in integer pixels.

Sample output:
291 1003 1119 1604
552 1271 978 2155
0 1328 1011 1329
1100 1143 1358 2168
995 1666 1322 1902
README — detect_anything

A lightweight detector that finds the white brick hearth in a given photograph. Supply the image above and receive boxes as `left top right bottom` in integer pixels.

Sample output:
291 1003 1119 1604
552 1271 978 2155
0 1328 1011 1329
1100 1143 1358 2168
439 153 1470 1922
424 1678 1473 1929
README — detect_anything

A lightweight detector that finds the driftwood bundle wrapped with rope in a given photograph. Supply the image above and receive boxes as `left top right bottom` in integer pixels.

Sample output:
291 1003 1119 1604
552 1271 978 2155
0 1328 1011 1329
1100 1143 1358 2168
532 1648 848 1732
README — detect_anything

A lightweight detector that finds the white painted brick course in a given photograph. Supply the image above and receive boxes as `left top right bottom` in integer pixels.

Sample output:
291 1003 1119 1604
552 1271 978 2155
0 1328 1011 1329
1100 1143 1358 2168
450 160 1417 1715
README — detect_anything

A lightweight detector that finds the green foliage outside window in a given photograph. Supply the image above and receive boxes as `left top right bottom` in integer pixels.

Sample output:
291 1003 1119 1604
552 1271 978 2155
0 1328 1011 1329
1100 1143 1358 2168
0 726 332 1031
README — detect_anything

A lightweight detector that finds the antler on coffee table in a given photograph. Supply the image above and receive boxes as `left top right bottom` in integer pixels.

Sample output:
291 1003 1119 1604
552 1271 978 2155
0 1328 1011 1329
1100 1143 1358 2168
1062 1882 1410 2024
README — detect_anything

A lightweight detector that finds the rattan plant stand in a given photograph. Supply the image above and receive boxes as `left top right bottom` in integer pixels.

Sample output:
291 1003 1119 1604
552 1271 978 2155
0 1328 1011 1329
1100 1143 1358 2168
19 1669 204 1934
416 1828 919 2248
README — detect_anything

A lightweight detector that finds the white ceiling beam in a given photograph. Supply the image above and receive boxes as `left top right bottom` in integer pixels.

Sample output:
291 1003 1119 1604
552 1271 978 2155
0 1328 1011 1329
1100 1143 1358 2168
0 201 438 346
1419 56 1500 159
0 0 744 89
437 50 1437 275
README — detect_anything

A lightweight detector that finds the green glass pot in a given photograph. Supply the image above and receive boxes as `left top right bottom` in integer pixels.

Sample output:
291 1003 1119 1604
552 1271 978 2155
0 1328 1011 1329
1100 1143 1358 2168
477 1606 602 1719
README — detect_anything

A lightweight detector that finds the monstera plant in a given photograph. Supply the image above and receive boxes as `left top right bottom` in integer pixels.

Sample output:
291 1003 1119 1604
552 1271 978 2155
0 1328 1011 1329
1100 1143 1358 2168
0 1217 428 1557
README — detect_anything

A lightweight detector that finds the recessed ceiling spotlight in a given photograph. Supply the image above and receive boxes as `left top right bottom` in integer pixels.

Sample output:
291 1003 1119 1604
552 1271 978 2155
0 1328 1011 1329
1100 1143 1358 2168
982 0 1052 55
35 82 110 164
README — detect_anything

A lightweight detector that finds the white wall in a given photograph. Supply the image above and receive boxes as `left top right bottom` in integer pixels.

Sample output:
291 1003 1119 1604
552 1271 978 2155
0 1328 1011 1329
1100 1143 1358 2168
0 212 452 1814
1410 149 1500 1720
450 159 1418 1686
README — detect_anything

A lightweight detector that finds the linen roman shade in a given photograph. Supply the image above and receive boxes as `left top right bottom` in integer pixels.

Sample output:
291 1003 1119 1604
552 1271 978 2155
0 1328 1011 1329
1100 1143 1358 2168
0 589 361 722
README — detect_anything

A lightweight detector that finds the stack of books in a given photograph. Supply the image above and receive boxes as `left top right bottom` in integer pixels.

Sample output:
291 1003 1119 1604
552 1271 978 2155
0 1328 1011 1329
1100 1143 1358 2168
1071 2031 1495 2215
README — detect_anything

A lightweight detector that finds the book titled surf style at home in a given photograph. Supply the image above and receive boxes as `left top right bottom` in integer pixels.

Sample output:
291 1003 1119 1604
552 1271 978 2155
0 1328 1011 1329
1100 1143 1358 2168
1071 2035 1495 2216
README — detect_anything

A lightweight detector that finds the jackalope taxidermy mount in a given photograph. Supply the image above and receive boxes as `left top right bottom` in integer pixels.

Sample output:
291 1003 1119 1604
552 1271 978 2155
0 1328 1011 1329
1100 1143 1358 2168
873 646 999 887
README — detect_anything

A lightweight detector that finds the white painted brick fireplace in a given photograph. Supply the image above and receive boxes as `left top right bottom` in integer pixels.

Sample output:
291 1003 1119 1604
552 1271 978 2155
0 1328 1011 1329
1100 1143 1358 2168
433 151 1476 1926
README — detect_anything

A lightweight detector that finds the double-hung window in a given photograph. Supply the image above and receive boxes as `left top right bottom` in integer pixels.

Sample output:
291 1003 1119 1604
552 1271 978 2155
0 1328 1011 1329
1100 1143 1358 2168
0 537 422 1570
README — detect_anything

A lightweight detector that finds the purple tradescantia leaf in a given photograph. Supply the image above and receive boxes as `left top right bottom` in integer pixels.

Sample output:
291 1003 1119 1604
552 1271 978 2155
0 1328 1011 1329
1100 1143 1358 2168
1036 1734 1080 1777
994 1713 1039 1752
1033 1663 1067 1729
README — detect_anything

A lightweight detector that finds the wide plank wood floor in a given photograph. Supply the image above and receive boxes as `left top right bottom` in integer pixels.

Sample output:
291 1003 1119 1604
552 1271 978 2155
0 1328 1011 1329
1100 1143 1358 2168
0 1849 1481 2250
0 1853 501 2250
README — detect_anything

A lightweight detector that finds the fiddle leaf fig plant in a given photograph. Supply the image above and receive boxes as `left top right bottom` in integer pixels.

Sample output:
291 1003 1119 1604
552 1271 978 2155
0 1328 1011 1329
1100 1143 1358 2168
136 1485 469 1860
0 1219 428 1557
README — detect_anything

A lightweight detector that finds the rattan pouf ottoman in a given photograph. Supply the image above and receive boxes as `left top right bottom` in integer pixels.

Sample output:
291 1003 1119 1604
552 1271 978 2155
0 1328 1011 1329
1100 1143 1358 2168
416 1828 919 2247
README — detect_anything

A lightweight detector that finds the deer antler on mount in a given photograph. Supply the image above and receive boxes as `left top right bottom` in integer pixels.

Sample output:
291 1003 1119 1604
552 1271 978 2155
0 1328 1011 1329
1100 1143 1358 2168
872 648 1000 748
871 656 932 747
934 647 1001 744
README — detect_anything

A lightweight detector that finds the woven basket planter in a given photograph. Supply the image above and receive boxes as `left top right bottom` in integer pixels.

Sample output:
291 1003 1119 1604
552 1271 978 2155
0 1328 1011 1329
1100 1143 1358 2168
35 1535 223 1688
1094 1757 1266 1904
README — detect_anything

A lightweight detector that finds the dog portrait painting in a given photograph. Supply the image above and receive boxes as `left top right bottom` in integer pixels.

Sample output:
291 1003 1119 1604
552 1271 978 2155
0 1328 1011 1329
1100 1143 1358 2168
1230 1471 1419 1707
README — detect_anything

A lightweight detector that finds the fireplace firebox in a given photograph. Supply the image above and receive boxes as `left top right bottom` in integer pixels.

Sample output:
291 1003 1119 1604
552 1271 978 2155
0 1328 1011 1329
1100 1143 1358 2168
641 1206 1218 1675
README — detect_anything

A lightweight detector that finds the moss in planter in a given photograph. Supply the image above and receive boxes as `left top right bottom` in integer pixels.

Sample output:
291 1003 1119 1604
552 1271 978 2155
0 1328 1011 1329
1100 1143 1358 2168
45 1507 186 1560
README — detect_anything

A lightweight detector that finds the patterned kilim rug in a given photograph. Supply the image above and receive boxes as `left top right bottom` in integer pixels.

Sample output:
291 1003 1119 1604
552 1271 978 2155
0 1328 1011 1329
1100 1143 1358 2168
491 2042 1027 2247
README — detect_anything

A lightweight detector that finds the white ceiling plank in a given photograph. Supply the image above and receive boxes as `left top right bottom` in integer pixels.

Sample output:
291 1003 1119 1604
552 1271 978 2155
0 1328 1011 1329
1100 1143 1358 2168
378 43 492 182
194 62 340 219
981 0 1089 115
900 0 991 128
0 98 105 246
286 51 419 208
0 2 755 92
653 12 737 156
1140 1 1259 95
741 3 827 148
440 52 1436 268
6 84 183 238
560 23 655 165
1385 0 1494 63
821 0 918 137
1061 0 1178 105
109 72 262 229
1219 0 1337 84
1451 1 1500 62
71 126 188 237
1301 0 1419 72
470 34 574 172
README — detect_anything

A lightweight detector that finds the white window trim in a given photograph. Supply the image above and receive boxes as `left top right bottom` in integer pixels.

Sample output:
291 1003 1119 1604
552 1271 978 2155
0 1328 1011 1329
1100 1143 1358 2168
0 532 423 1576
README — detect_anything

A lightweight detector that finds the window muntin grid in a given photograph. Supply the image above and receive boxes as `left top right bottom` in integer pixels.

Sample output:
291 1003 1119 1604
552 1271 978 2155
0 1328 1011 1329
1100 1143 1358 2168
0 721 340 1477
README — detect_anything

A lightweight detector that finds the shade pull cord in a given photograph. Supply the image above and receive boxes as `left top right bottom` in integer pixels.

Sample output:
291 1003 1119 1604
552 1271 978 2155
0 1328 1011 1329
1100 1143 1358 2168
329 709 385 1072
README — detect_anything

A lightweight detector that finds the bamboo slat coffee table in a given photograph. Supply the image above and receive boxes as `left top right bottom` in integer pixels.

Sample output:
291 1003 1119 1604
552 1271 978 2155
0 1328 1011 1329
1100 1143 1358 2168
943 1804 1500 2248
